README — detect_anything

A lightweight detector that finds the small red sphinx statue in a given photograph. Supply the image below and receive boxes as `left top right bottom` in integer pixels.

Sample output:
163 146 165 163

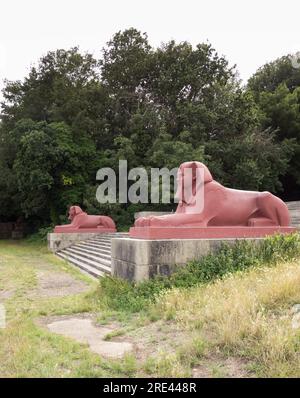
130 161 295 239
54 206 116 233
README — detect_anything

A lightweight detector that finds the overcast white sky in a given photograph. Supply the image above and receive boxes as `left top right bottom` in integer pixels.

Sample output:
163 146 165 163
0 0 299 97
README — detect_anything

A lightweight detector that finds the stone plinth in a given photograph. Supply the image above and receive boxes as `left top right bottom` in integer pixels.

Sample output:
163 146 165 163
129 226 296 240
111 237 263 283
48 232 111 253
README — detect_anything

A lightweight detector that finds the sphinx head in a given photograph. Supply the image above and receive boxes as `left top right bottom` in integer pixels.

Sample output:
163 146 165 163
68 206 83 221
175 161 213 204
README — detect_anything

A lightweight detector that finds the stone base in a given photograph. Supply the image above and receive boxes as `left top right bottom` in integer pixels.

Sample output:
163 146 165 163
48 232 115 253
129 226 296 240
111 236 264 283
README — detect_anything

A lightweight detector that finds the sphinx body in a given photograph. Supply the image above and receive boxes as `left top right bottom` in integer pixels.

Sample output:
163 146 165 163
54 206 116 233
133 162 292 236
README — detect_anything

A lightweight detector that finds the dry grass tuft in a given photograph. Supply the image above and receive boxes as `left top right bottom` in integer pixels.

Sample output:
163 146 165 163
156 261 300 377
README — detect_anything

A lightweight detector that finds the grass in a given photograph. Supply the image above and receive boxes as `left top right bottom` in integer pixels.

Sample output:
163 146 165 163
1 235 300 377
103 329 127 341
155 260 300 377
98 233 300 312
0 240 137 377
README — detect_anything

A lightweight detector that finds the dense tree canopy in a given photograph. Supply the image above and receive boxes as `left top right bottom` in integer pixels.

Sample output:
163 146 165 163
248 54 300 96
248 54 300 199
0 28 296 230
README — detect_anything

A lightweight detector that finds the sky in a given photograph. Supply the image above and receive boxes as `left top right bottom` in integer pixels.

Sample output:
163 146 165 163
0 0 299 97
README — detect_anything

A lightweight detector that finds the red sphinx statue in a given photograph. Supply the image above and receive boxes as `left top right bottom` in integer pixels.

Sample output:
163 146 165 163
54 206 116 233
130 161 295 239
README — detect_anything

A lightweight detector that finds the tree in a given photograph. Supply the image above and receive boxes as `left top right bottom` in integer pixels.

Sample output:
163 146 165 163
2 48 99 124
100 28 152 141
248 54 300 97
248 55 300 199
0 29 293 230
150 130 206 170
206 128 293 192
101 28 151 93
11 120 97 224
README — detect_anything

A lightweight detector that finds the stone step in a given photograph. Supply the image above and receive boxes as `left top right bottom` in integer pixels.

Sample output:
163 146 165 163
66 246 111 262
55 232 120 278
286 201 300 207
88 240 111 246
87 237 112 243
286 201 300 228
75 243 111 255
103 232 128 235
85 240 111 249
57 252 105 279
91 235 112 240
59 249 111 274
93 234 128 240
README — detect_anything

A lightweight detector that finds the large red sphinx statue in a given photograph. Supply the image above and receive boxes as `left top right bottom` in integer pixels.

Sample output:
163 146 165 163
54 206 116 233
130 161 295 239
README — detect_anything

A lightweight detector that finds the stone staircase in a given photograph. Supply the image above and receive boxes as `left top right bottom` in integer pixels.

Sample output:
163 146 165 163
56 233 128 278
286 201 300 228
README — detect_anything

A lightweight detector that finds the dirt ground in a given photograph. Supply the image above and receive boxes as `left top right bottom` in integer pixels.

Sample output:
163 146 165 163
32 270 89 297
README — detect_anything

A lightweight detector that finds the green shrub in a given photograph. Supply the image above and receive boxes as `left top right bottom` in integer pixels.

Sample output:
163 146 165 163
98 233 300 313
26 225 54 243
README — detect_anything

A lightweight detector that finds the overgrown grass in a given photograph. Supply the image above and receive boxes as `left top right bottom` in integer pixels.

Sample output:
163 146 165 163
1 234 300 377
157 260 300 377
98 233 300 312
0 240 137 377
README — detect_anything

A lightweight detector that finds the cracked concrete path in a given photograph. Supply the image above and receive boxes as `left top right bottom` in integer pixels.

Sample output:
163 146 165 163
46 317 133 359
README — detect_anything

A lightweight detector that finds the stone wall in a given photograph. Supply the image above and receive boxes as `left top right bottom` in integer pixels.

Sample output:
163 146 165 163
0 221 26 239
48 232 113 252
113 202 300 283
111 237 262 282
